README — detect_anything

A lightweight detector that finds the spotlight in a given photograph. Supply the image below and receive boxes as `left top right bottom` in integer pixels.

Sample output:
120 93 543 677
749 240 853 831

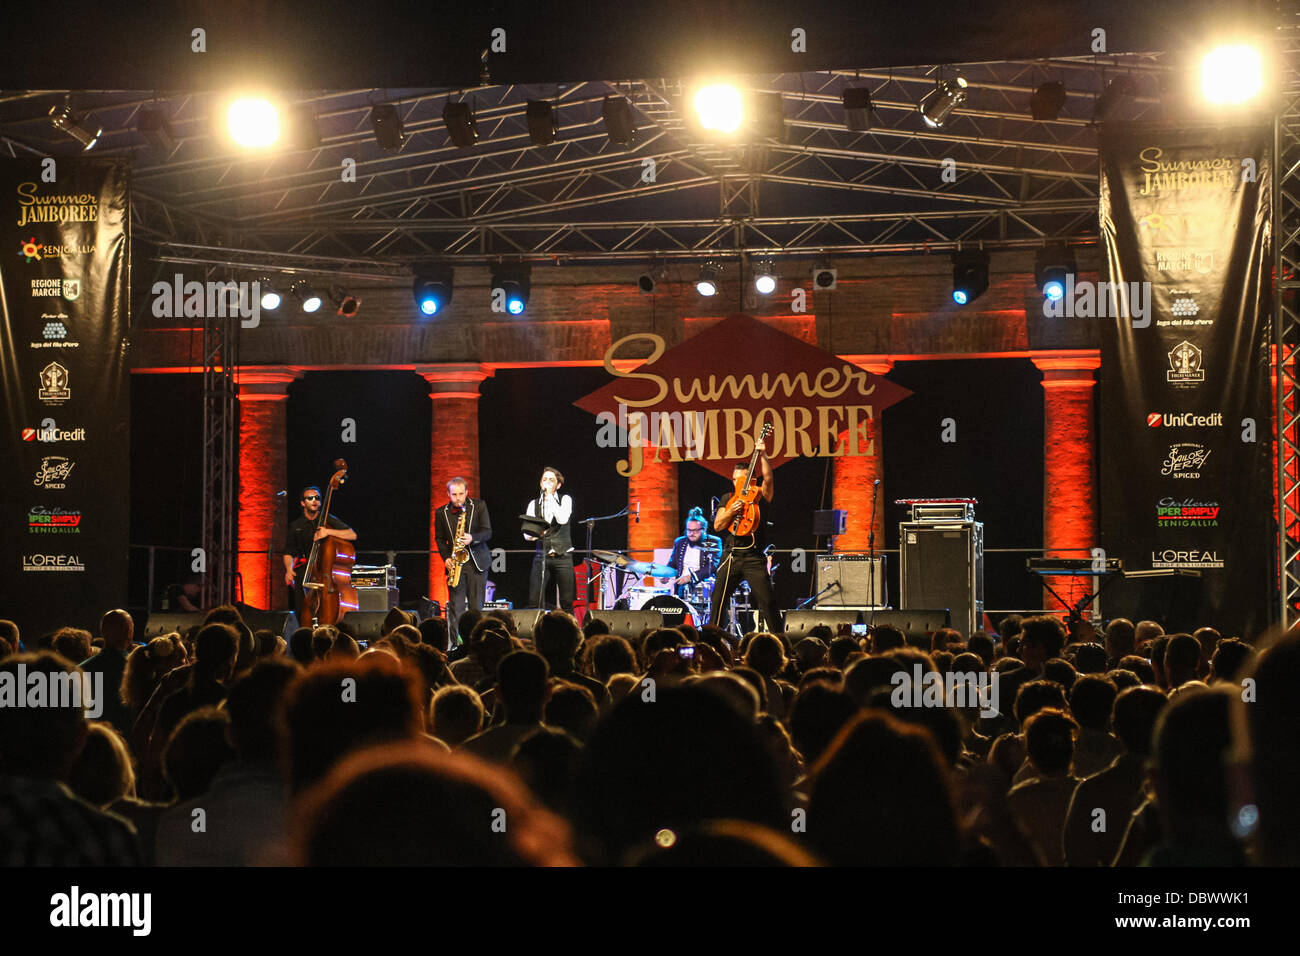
601 95 636 148
1093 75 1137 123
413 267 454 317
951 250 989 305
330 287 361 317
1031 81 1067 121
49 102 102 150
753 259 777 295
137 108 176 155
258 280 282 311
293 282 322 313
526 99 557 145
812 266 837 291
638 266 667 294
1035 244 1076 302
442 101 478 148
227 97 280 148
491 264 531 315
371 104 406 150
694 83 744 133
842 87 877 132
696 262 720 297
919 77 968 128
1201 44 1264 104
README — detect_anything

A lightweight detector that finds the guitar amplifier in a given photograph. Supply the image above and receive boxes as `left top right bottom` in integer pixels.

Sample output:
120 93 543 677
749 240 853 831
899 521 983 637
815 555 887 607
355 586 399 612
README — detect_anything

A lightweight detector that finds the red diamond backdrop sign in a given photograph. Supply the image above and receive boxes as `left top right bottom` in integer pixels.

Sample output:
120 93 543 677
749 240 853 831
574 313 912 478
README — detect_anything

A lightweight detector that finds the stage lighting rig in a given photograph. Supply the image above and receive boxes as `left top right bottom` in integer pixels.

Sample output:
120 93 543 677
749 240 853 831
601 96 636 147
442 101 478 148
226 97 280 148
258 280 283 311
49 100 102 150
330 287 362 317
413 266 454 317
293 282 323 313
753 259 777 295
1031 81 1067 121
1093 75 1137 123
491 264 531 315
1035 244 1075 302
951 250 989 305
1201 44 1264 105
526 99 557 145
919 77 967 128
842 87 877 131
371 104 406 150
696 262 721 297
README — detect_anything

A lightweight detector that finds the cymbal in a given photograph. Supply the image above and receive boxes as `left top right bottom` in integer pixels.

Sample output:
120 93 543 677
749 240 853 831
591 549 632 567
627 561 676 577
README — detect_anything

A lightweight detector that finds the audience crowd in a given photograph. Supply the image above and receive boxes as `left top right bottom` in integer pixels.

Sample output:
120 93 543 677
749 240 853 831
0 605 1295 866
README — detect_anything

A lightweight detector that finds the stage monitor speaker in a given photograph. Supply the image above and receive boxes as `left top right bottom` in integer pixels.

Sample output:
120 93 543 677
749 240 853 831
812 509 847 536
866 609 952 642
899 521 983 637
782 609 862 639
336 611 392 643
510 608 546 643
586 609 664 640
815 555 887 607
236 605 300 639
142 612 206 639
355 586 399 612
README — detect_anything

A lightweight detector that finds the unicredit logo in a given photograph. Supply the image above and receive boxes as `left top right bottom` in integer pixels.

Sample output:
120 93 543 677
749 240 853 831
21 425 86 442
1147 412 1223 428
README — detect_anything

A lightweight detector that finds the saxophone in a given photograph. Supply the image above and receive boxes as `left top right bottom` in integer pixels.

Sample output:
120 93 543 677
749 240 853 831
447 507 470 587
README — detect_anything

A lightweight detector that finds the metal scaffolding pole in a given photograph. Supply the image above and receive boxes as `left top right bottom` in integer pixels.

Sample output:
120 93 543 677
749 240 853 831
200 266 237 608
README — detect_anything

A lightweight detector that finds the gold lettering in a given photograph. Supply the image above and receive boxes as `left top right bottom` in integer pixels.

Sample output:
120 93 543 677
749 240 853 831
603 333 668 408
818 406 845 456
723 408 754 460
783 406 815 456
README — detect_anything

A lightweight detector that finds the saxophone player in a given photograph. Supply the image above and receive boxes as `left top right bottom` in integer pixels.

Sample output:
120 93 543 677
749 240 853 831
435 477 493 627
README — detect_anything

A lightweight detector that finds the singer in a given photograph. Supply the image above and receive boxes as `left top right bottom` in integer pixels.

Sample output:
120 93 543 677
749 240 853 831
524 466 576 614
709 438 783 633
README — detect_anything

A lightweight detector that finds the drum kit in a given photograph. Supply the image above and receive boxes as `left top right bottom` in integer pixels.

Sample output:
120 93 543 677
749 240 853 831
588 549 727 631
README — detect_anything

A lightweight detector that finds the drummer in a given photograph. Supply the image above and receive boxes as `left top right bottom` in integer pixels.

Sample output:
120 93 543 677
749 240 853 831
661 507 723 599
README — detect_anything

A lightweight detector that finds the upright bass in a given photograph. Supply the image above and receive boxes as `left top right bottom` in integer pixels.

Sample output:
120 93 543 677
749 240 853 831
299 459 358 627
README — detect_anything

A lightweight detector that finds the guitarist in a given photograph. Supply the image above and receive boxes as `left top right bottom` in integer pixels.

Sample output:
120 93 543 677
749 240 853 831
435 477 493 627
283 485 356 611
709 436 782 634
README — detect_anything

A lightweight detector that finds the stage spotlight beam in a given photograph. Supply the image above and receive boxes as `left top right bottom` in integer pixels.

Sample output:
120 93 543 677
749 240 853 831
694 84 744 133
227 97 280 148
753 258 777 295
293 282 322 313
491 264 531 315
1201 44 1264 104
259 279 282 311
696 262 720 297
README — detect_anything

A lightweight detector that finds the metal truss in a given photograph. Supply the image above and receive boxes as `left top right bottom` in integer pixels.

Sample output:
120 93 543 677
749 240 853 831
0 54 1167 264
200 265 237 608
1276 3 1300 628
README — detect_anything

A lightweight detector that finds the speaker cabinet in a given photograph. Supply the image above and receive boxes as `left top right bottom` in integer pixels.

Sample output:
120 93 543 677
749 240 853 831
509 608 546 643
815 555 887 607
782 609 862 639
335 611 392 643
355 586 399 612
866 609 952 642
235 605 300 639
899 521 983 637
585 609 664 639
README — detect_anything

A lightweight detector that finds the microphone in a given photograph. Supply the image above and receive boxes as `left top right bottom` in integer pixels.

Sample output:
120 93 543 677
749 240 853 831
634 501 640 523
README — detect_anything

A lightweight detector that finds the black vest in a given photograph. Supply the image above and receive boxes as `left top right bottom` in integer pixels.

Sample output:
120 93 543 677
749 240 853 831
535 496 573 554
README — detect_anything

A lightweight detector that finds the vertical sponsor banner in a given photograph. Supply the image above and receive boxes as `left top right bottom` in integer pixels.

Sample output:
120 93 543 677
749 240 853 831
0 160 129 637
1099 124 1271 636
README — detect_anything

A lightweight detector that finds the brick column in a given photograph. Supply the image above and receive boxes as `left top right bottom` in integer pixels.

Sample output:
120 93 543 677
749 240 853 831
629 445 678 566
236 367 301 610
1032 352 1101 610
834 360 892 553
416 364 494 605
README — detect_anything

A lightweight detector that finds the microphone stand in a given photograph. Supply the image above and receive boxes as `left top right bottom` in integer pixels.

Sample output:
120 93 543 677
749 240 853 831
798 580 840 609
580 506 630 610
868 480 880 622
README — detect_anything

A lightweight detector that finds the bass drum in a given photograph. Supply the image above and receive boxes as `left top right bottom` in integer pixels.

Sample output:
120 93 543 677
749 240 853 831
642 595 695 630
629 585 671 609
